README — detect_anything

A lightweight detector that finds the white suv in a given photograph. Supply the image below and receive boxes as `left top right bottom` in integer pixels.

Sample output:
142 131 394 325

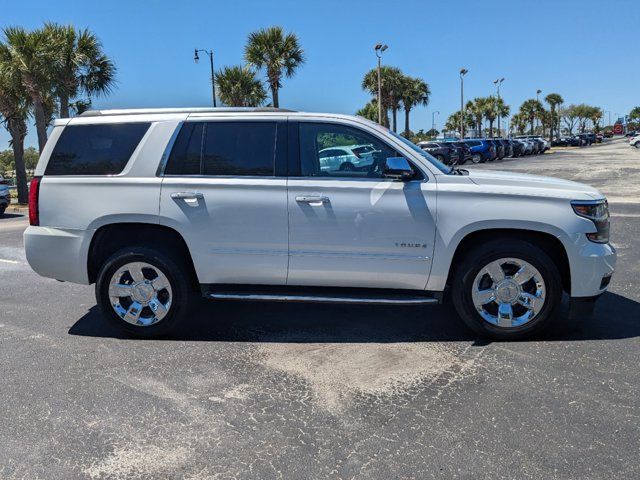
25 108 616 340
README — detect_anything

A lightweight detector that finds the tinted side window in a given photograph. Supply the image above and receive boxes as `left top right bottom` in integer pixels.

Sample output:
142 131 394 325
46 123 150 175
203 122 276 176
164 122 204 175
299 122 401 178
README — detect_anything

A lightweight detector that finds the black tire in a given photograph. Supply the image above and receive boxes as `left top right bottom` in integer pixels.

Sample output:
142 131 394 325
339 162 355 171
471 153 482 164
0 205 6 216
435 154 446 164
451 239 563 340
96 246 197 338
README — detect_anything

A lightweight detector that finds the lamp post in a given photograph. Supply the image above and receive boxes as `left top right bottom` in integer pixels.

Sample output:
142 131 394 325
194 49 217 107
432 110 440 133
494 77 504 136
374 44 388 125
460 68 468 139
535 89 542 133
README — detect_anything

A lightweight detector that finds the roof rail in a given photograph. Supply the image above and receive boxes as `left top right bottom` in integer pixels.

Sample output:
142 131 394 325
79 107 296 117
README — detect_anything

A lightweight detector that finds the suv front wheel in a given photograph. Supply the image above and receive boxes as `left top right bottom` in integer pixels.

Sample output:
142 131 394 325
452 239 562 340
96 247 196 338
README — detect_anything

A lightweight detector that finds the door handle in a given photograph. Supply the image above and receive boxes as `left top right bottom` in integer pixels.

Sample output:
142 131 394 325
295 195 329 204
171 192 204 200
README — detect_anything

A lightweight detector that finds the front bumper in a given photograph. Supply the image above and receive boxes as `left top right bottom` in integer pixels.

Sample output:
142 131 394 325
568 238 616 297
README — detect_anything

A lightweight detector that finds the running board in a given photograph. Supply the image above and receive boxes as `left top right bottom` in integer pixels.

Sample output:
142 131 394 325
206 291 439 305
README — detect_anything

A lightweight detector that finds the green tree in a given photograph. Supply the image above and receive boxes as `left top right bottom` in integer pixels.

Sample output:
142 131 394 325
467 97 489 137
630 106 640 123
1 26 57 152
519 99 544 135
215 65 267 107
510 112 527 135
0 40 31 202
544 93 564 142
445 110 473 136
44 23 116 118
362 66 402 129
560 104 579 134
244 26 304 108
355 100 378 122
400 76 430 136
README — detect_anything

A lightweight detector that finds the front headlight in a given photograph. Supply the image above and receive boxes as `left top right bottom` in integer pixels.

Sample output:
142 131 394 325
571 200 610 243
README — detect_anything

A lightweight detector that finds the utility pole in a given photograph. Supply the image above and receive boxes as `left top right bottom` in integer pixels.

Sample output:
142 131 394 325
432 111 439 133
535 89 542 133
494 77 504 136
374 44 388 125
460 68 468 139
194 49 217 107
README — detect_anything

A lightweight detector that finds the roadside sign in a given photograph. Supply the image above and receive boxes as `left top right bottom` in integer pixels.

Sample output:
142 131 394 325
613 124 624 135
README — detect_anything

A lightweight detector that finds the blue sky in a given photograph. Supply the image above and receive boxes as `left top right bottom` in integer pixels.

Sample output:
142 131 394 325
1 0 638 148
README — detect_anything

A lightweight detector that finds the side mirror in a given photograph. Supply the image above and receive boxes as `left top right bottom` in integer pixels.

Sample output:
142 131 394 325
383 157 414 180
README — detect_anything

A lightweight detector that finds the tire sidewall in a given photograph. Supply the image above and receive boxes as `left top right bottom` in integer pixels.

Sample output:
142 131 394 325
452 240 562 340
96 247 194 337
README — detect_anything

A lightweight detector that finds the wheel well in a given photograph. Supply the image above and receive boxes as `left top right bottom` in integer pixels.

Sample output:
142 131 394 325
446 229 571 293
87 223 198 286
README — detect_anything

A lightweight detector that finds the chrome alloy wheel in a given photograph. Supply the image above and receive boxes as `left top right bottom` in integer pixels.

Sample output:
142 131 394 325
108 262 172 326
471 257 546 328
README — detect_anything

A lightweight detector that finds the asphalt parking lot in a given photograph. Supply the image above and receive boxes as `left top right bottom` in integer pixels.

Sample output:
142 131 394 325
1 138 638 479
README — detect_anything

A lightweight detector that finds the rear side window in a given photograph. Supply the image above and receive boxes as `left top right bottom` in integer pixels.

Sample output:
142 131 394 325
45 123 150 175
203 122 275 176
164 121 276 176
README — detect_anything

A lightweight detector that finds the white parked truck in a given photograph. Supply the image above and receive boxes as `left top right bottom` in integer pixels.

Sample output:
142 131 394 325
24 108 616 339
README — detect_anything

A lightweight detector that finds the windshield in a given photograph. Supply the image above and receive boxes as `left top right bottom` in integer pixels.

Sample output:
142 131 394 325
389 131 451 173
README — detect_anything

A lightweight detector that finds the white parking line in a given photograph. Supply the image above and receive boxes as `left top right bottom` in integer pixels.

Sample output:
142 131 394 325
0 258 21 264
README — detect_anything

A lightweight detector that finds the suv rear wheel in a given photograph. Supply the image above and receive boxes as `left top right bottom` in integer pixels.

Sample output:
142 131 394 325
96 246 196 337
451 239 562 340
471 153 482 164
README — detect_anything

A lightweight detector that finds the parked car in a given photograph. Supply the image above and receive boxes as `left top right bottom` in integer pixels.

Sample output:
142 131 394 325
488 139 505 160
318 144 378 172
497 139 514 158
575 133 594 146
24 107 616 340
463 139 495 163
625 131 638 138
0 176 9 215
603 131 613 138
630 134 640 148
595 134 603 143
417 141 460 165
509 139 526 157
442 141 472 165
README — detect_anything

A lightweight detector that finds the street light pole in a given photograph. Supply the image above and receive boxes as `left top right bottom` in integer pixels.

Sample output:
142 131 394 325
432 111 440 133
494 77 504 136
535 89 542 133
459 68 468 139
194 49 217 107
374 44 388 125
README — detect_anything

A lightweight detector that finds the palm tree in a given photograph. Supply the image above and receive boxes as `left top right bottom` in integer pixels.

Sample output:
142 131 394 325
1 26 56 152
400 76 430 136
355 100 378 122
519 99 543 135
0 45 30 203
44 23 116 118
244 26 304 108
362 66 402 128
484 96 499 137
445 110 473 136
467 98 488 137
510 112 527 135
544 93 564 143
215 65 267 107
495 97 510 137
